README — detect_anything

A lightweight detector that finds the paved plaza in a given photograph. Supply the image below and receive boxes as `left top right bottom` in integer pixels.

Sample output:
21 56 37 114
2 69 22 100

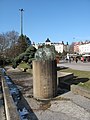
4 66 90 120
58 60 90 71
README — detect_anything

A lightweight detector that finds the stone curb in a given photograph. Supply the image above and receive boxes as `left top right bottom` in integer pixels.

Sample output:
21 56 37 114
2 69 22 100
57 72 73 87
71 85 90 99
1 76 20 120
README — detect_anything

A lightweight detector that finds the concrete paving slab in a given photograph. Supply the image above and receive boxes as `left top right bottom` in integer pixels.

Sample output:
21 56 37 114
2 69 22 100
28 98 90 120
60 91 90 112
58 61 90 71
34 110 79 120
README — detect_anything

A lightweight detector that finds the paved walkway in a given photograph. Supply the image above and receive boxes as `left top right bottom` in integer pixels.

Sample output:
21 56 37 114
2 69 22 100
58 61 90 71
5 66 90 120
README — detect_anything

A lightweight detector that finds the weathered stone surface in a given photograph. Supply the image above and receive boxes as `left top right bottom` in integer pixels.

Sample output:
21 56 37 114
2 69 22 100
2 77 20 120
57 71 73 86
35 46 56 60
33 60 57 100
71 85 90 99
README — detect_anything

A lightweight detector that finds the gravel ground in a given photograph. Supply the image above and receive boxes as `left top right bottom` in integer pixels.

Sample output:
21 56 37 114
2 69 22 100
6 66 90 120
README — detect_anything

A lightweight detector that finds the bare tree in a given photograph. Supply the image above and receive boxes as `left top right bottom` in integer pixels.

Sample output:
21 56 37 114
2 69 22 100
0 31 19 60
0 33 7 52
0 31 19 52
5 30 19 48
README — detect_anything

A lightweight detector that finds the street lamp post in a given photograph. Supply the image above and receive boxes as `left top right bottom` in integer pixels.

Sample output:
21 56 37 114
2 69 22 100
19 9 24 35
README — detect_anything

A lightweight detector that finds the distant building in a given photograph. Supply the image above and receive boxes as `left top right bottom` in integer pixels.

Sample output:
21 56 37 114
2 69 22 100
52 42 64 53
74 41 90 55
74 42 81 53
32 39 90 55
32 39 68 53
45 38 51 45
79 43 90 54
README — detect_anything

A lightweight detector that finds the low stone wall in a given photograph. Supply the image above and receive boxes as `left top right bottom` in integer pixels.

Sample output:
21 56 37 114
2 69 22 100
1 76 20 120
57 72 74 86
71 85 90 99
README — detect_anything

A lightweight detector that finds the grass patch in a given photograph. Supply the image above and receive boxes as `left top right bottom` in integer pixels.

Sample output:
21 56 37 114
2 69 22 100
18 62 29 69
60 68 90 89
18 62 33 74
79 81 90 90
60 68 90 79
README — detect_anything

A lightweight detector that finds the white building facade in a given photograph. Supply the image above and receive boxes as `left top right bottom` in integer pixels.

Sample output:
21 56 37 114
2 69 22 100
79 43 90 54
32 38 67 54
53 43 64 53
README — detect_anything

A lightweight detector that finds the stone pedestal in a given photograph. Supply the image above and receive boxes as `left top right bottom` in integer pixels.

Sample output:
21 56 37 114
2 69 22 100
33 60 57 100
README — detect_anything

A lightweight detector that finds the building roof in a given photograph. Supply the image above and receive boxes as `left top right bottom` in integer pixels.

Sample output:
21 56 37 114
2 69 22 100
45 38 51 42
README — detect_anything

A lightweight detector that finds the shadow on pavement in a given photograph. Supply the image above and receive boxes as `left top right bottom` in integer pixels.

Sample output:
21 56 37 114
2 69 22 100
57 77 89 95
57 66 68 71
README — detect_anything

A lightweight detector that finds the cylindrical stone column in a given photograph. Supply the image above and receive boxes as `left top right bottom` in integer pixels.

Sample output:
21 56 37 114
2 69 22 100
33 60 57 100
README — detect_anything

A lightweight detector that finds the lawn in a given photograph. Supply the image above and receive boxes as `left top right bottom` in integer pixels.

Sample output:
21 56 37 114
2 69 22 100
18 62 29 69
18 62 33 74
60 68 90 90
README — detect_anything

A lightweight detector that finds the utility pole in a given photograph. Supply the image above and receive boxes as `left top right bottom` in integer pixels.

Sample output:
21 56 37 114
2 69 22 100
19 9 24 35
